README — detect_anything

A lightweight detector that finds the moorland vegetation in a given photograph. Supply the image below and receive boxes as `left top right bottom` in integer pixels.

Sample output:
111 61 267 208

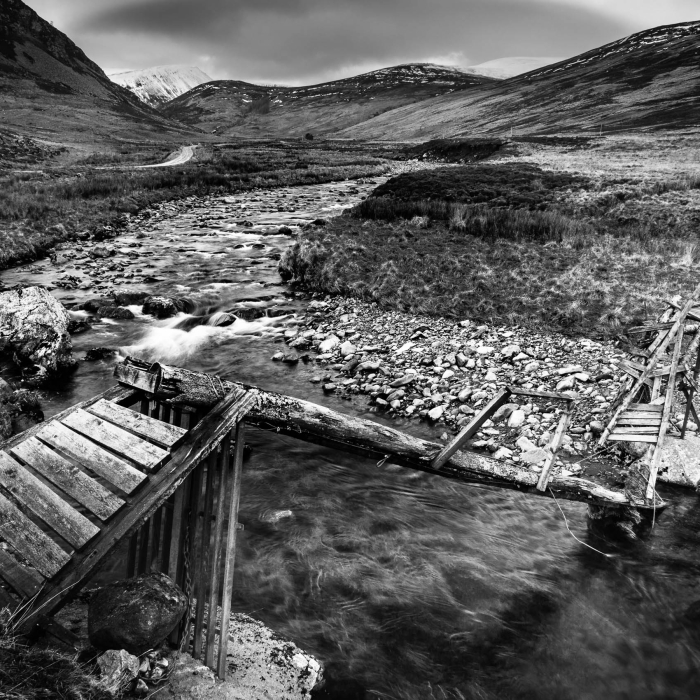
281 156 700 337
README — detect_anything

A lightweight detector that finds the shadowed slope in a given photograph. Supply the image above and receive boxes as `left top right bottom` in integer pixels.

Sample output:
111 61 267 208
338 22 700 140
0 0 193 144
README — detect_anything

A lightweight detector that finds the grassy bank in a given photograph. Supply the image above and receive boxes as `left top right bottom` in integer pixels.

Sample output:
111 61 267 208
0 141 390 271
280 163 700 337
0 606 114 700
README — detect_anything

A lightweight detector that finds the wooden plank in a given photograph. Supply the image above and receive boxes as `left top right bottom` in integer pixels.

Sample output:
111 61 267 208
10 437 124 522
508 387 574 401
115 361 159 394
0 547 43 598
610 426 660 434
628 403 663 411
600 284 700 446
19 389 255 634
0 452 98 549
608 433 659 443
665 299 700 324
37 421 146 495
617 417 663 426
0 492 70 578
0 386 139 453
536 402 573 491
193 448 218 660
646 328 685 500
61 409 169 472
87 399 187 450
217 422 245 680
432 389 511 470
206 434 231 668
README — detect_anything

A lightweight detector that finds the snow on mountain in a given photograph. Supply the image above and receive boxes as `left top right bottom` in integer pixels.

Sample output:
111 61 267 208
109 66 212 106
464 57 565 79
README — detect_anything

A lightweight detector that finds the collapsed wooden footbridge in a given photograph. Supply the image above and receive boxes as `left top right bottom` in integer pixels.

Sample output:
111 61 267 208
0 353 678 678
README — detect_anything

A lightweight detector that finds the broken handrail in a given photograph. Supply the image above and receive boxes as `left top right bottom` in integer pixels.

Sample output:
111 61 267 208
115 357 661 512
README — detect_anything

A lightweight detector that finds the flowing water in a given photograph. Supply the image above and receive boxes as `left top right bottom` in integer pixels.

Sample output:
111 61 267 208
3 179 700 699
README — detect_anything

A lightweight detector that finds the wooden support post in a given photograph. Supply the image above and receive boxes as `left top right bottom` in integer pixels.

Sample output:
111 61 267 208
536 401 574 491
150 507 163 571
217 422 245 680
126 531 138 578
646 329 685 501
137 519 151 575
432 389 511 470
168 474 192 646
192 448 218 660
181 462 204 653
681 334 700 439
205 432 231 669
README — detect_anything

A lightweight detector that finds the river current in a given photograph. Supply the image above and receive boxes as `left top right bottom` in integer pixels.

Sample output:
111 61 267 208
3 178 700 700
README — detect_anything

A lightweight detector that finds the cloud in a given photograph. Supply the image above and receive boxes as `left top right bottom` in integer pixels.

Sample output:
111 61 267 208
68 0 627 82
30 0 694 83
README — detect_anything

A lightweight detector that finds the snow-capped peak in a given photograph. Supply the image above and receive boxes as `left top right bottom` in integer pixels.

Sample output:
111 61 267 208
109 65 212 106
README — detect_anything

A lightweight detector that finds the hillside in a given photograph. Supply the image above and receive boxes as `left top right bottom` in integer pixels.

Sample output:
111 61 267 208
160 64 496 138
339 21 700 139
110 65 212 106
0 0 191 145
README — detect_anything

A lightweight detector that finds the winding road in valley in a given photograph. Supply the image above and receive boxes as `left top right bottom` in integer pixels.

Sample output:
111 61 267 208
135 144 197 168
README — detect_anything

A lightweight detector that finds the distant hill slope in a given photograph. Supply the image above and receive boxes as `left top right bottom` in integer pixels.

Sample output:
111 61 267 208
160 63 496 138
0 0 191 144
339 21 700 140
110 65 212 106
463 57 565 79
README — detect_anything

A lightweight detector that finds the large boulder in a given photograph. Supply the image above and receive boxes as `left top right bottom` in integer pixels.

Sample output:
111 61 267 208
88 573 187 655
0 287 76 380
142 296 195 319
656 435 700 489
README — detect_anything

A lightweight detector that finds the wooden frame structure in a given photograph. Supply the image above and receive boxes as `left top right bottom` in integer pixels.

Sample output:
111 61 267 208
602 285 700 504
0 382 254 680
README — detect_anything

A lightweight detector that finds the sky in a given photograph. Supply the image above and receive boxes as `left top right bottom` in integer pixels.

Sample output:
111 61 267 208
24 0 700 85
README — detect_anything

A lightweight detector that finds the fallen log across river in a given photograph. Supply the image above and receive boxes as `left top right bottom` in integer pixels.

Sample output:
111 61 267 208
115 357 662 512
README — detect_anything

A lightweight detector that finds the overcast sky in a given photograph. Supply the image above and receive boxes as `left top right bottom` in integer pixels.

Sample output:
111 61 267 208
24 0 700 84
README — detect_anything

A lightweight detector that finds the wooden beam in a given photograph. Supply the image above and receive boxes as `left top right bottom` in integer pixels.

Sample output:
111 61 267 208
431 388 510 470
114 359 650 511
536 401 573 491
646 329 684 501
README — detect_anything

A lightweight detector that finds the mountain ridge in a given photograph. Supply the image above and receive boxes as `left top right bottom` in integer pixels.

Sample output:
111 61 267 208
338 20 700 139
160 63 496 137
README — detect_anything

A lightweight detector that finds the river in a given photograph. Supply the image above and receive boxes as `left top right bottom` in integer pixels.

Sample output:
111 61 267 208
3 177 700 700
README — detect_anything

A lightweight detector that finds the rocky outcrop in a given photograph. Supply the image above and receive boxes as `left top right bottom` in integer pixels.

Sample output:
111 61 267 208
88 573 187 655
0 287 76 380
160 614 321 700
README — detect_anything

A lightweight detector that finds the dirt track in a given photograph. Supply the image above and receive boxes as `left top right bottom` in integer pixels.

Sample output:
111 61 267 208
135 144 197 168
